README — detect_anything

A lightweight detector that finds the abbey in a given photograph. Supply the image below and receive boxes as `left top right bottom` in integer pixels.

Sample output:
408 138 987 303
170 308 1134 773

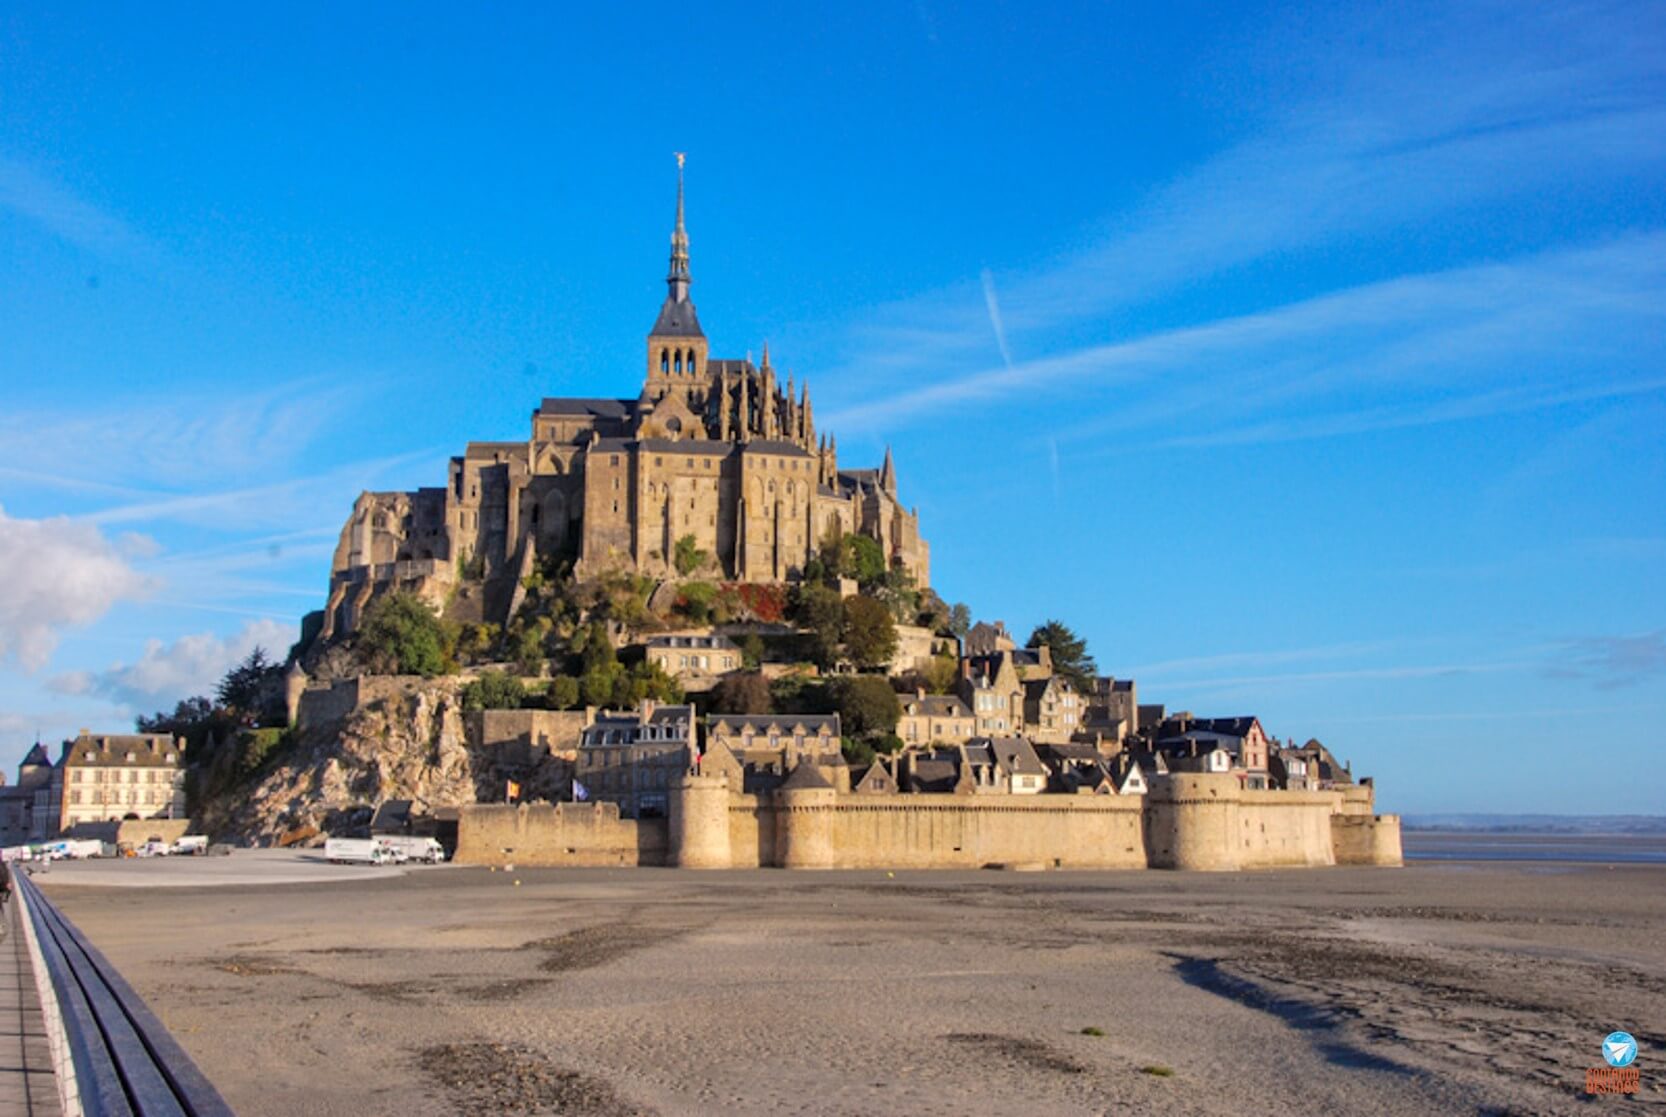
322 161 929 639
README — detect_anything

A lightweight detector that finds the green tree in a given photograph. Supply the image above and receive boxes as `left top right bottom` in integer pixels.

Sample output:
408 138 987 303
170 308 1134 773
215 647 274 717
461 669 526 712
581 669 616 707
359 591 455 676
947 602 972 640
841 595 898 671
790 581 845 669
579 622 618 676
548 675 581 710
1027 619 1098 693
739 634 766 670
712 671 772 714
673 534 708 576
845 534 887 586
832 675 901 736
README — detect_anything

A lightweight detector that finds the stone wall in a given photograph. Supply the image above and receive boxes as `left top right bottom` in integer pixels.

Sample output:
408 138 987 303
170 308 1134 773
454 802 666 867
453 772 1402 871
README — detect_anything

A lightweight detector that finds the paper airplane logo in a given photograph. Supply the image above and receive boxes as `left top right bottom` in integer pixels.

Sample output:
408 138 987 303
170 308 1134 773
1603 1031 1637 1068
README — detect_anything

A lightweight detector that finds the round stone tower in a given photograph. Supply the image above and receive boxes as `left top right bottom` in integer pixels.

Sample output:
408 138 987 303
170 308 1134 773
668 773 731 868
1145 772 1242 871
774 762 837 869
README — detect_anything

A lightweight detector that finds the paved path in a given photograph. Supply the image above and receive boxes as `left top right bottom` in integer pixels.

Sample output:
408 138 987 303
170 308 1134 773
0 896 58 1116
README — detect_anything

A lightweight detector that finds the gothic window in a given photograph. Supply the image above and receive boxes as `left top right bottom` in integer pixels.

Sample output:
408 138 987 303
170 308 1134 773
660 349 669 374
674 351 682 374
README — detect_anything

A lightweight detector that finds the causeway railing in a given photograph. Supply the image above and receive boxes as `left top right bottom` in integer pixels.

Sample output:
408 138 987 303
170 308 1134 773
14 870 235 1117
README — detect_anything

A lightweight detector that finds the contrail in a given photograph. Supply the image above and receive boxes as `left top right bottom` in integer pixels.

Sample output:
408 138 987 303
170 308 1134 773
980 267 1013 367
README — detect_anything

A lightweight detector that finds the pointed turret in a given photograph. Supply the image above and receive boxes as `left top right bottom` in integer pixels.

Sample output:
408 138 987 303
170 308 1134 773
880 445 896 492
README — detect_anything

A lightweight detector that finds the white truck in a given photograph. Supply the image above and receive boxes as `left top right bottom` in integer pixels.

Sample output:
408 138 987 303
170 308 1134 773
171 835 209 856
376 836 447 864
324 838 397 865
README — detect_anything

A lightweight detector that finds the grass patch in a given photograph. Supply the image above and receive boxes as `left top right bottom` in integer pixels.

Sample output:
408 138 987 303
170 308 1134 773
1080 1026 1105 1037
1140 1064 1175 1078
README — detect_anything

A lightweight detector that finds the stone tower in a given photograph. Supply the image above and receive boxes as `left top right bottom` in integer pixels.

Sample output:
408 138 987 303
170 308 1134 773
645 153 709 397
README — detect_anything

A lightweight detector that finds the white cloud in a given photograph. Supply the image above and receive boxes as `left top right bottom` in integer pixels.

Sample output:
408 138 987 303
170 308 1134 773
0 506 157 670
51 619 298 711
0 154 150 256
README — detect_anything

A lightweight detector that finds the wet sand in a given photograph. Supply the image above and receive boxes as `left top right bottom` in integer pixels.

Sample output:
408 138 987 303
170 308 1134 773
37 857 1666 1115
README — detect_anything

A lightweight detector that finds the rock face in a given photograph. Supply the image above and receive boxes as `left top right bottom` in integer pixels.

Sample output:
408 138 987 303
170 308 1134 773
199 678 540 845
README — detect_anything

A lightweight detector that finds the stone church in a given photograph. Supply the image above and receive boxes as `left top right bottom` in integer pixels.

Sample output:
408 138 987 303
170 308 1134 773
322 161 930 639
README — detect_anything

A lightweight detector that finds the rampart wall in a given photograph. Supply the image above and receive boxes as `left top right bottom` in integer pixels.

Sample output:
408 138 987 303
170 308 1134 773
453 771 1401 871
455 802 667 866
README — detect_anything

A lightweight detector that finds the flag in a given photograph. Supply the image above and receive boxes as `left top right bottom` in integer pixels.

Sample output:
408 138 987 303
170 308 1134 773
506 779 521 803
572 779 590 802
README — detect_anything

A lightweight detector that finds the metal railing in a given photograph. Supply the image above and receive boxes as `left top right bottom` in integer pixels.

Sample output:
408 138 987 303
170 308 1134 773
14 870 235 1116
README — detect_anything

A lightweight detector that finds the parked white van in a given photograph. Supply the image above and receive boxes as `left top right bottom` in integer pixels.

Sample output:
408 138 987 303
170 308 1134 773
324 838 396 865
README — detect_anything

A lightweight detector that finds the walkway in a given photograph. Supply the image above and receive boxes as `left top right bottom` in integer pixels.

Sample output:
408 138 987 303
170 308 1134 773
0 895 58 1116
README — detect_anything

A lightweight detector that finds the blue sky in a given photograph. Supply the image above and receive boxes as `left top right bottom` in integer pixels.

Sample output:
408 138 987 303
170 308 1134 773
1 2 1662 813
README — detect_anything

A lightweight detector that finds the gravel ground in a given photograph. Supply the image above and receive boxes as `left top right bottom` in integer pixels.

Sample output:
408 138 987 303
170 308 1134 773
37 855 1666 1115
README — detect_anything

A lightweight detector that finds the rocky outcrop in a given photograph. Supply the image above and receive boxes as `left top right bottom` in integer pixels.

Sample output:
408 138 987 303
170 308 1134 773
198 678 569 845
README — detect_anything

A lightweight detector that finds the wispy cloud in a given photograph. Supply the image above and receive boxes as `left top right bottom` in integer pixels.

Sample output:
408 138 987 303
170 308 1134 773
819 7 1666 442
0 377 372 494
0 154 152 257
825 233 1666 442
1552 631 1666 689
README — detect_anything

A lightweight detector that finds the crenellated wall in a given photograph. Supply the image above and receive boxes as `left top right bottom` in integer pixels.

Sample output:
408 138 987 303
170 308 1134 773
453 773 1402 871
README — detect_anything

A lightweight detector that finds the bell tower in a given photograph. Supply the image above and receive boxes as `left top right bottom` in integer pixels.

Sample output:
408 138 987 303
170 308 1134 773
646 153 709 396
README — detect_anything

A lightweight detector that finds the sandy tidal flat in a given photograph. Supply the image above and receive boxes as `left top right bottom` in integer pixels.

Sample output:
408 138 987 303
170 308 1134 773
39 857 1666 1115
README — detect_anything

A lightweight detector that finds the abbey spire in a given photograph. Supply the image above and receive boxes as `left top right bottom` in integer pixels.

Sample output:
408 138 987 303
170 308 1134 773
647 153 707 388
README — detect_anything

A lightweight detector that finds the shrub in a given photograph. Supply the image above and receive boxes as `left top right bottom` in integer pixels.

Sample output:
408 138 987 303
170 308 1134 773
673 534 707 576
461 670 526 712
677 580 718 623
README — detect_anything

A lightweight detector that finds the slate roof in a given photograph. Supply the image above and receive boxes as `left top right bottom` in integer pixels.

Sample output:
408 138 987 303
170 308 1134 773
908 758 961 793
650 297 705 338
646 633 738 650
60 734 182 768
708 714 841 735
538 397 633 418
983 736 1047 777
779 762 833 791
902 695 971 718
21 743 50 767
743 440 814 458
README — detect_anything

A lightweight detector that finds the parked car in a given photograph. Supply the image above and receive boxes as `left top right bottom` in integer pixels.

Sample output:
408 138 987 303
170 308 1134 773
172 835 209 856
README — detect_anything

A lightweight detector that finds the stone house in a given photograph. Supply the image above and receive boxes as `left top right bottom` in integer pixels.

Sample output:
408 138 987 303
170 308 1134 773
1087 676 1139 738
1035 742 1113 794
56 732 187 832
1022 675 1082 743
896 692 975 748
1154 716 1272 790
899 748 974 794
576 702 694 818
851 757 898 794
643 632 741 686
957 653 1024 737
704 714 844 794
979 737 1048 795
